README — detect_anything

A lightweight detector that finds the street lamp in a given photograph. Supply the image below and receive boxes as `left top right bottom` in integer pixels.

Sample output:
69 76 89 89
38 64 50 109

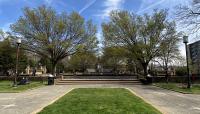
33 53 37 76
183 36 191 88
13 38 21 87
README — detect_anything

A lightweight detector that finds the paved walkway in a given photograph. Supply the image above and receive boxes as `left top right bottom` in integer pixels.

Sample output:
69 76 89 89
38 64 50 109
128 85 200 114
0 85 74 114
0 84 200 114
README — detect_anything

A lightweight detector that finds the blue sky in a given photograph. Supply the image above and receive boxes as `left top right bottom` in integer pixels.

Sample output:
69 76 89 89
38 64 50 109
0 0 190 32
0 0 192 55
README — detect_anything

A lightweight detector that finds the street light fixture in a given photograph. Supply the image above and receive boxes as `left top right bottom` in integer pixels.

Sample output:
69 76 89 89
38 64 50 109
183 36 191 88
13 38 21 87
183 36 188 43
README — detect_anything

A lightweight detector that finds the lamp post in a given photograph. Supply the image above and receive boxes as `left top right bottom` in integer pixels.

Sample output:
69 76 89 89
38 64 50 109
33 53 36 76
183 36 191 88
13 38 21 87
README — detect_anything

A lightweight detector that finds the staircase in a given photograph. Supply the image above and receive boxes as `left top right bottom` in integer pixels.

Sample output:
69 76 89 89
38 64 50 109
55 77 141 85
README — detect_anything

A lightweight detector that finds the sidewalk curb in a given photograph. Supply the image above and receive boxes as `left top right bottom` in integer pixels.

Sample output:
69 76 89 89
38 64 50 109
30 87 74 114
126 88 168 114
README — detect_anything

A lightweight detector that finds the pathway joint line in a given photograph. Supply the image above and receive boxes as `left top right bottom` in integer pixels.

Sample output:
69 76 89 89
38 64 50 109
30 87 74 114
125 88 168 114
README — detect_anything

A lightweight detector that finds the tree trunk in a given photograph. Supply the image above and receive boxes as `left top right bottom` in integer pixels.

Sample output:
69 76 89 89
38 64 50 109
83 63 86 73
165 67 169 83
114 65 117 75
142 63 148 78
51 61 57 76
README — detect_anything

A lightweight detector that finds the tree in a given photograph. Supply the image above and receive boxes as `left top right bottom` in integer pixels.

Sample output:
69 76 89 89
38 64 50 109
0 39 15 75
102 10 170 77
67 51 97 72
0 34 28 75
175 66 187 76
158 22 181 82
0 29 6 40
11 6 97 75
67 34 98 72
176 0 200 33
100 46 127 73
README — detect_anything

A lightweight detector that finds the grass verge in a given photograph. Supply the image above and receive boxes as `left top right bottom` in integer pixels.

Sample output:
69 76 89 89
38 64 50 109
38 88 161 114
0 80 46 93
154 83 200 94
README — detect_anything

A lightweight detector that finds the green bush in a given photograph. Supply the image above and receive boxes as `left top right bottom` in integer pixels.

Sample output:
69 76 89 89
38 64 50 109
175 66 187 76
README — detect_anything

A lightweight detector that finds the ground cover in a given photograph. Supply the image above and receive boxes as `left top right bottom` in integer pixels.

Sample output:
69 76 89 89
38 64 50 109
0 80 46 93
38 88 161 114
154 83 200 94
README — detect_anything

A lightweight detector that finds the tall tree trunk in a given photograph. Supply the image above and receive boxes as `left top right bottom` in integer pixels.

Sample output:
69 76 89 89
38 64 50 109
142 63 148 78
114 64 117 75
164 61 169 83
51 61 57 76
165 67 169 83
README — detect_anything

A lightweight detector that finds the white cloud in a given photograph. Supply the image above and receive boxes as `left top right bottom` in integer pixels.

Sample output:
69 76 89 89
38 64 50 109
96 0 125 19
79 0 97 14
137 0 190 14
1 22 12 32
137 0 165 14
96 31 103 55
44 0 53 5
58 1 75 11
97 30 103 44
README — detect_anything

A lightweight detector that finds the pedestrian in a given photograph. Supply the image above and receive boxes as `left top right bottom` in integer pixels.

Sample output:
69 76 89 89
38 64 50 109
32 68 36 76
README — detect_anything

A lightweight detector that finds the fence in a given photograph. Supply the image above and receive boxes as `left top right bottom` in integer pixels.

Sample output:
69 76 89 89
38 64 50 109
152 75 200 83
1 74 200 83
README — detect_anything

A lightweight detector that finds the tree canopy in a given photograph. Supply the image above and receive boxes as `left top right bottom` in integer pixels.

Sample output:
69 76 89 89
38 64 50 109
100 46 127 72
102 10 177 77
11 6 97 75
0 31 28 75
157 22 181 82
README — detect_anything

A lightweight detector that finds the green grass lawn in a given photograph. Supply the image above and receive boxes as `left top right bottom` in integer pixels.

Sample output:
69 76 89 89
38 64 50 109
38 88 161 114
0 80 46 93
154 83 200 94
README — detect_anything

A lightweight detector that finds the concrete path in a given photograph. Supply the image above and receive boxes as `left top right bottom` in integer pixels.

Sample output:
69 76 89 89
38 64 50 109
0 85 74 114
0 84 200 114
128 85 200 114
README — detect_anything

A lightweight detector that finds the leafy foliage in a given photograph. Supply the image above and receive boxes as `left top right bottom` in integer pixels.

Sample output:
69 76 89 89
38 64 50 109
0 38 28 75
100 46 127 72
102 10 174 77
158 22 181 81
175 66 187 76
67 51 97 72
11 6 97 74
